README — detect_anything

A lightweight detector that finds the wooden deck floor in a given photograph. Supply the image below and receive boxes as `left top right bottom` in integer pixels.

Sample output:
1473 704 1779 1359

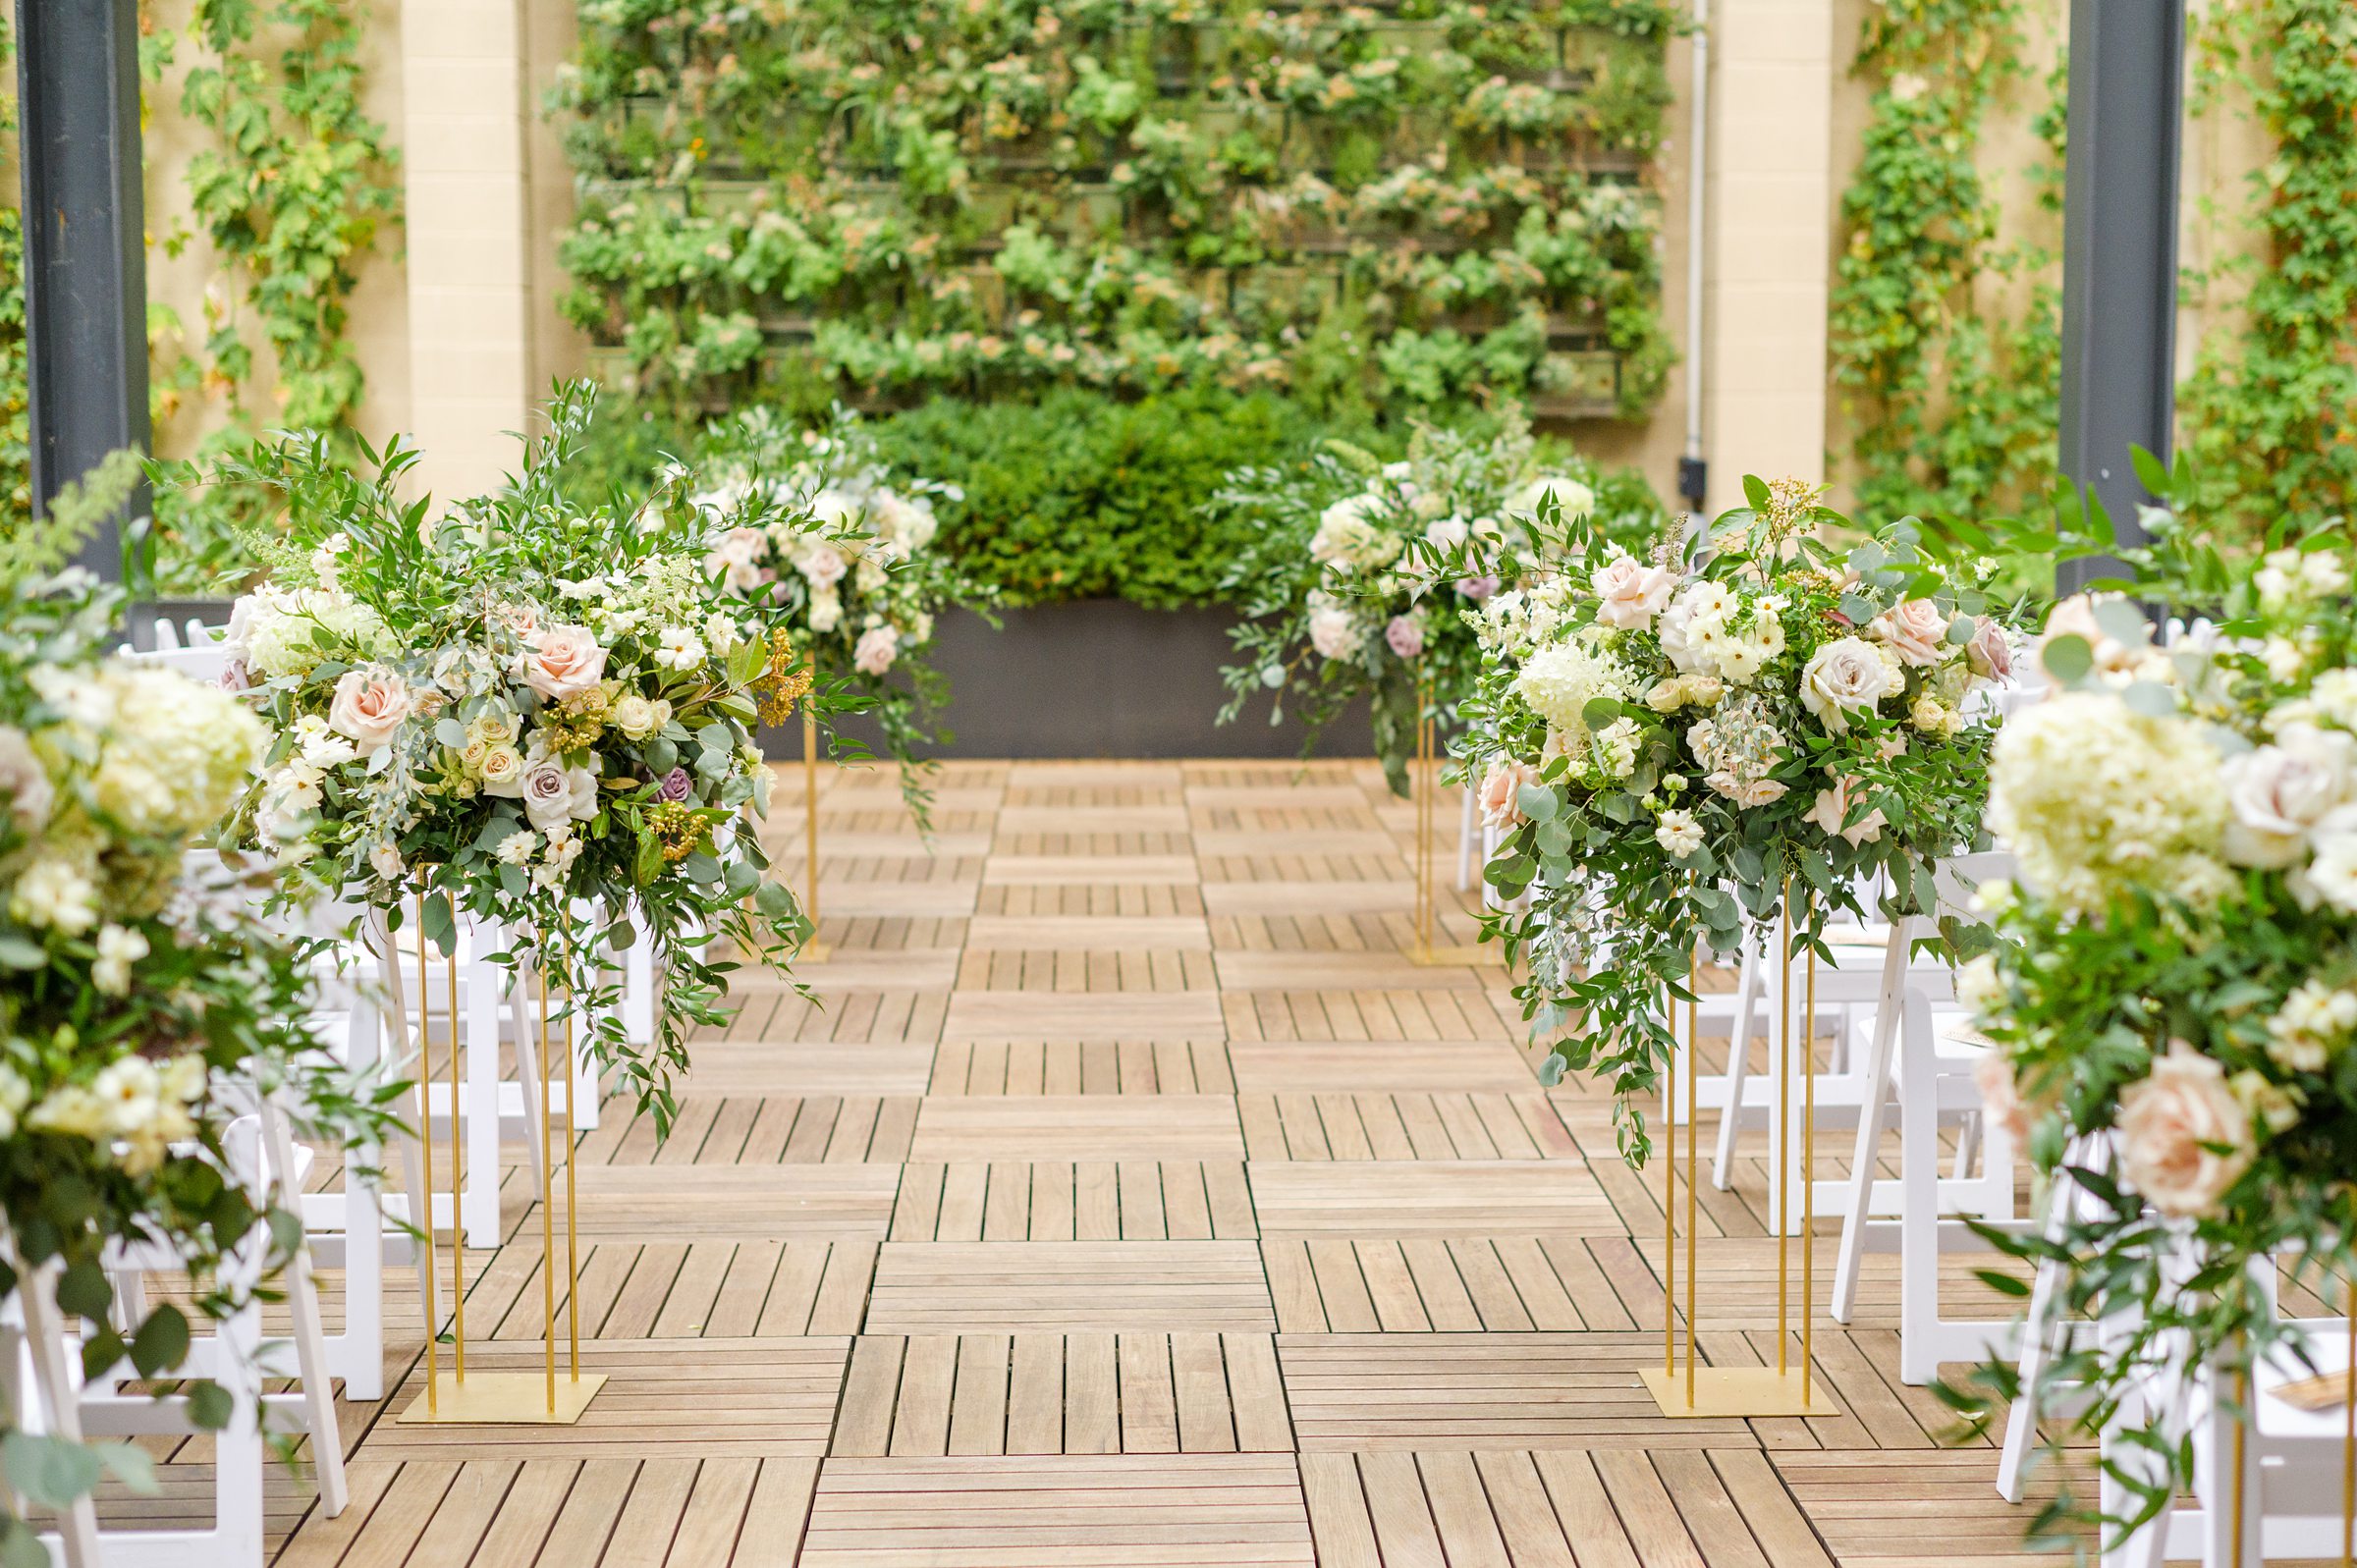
208 760 2088 1564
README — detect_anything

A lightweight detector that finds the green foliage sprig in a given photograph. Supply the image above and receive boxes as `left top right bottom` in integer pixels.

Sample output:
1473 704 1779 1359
552 0 1679 426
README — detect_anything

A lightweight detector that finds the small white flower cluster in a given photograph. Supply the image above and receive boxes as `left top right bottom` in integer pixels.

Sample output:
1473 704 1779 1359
2266 978 2357 1073
26 1052 208 1176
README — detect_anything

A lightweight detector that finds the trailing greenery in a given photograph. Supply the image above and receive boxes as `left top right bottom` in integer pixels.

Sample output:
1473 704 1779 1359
2174 0 2357 533
1828 0 2063 523
552 0 1679 427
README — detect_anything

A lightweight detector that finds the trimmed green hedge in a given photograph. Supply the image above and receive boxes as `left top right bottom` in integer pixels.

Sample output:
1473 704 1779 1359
865 387 1375 609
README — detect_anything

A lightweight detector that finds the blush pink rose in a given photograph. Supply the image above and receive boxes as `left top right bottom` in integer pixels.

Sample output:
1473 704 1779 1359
1966 617 2012 680
798 541 849 589
710 527 769 591
327 668 413 755
852 626 899 676
1477 761 1539 830
1455 574 1501 601
2115 1043 2254 1217
522 624 608 700
1385 616 1425 660
1973 1052 2032 1145
1870 598 1950 668
1591 555 1676 630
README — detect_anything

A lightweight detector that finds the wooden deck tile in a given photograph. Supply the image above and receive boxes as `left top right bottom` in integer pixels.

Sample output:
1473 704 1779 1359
1227 1042 1537 1092
942 992 1227 1042
1247 1162 1616 1239
572 1166 901 1241
362 1338 851 1461
799 1453 1314 1567
1279 1334 1749 1450
673 1045 936 1098
866 1243 1275 1333
910 1097 1242 1162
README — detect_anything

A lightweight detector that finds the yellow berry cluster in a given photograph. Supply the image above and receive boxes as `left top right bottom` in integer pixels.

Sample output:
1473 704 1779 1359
754 628 815 727
646 801 708 864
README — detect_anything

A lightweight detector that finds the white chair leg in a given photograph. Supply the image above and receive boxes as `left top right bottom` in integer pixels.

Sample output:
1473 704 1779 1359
1454 781 1478 892
1711 946 1759 1191
260 1102 349 1517
511 976 550 1174
1832 995 1902 1324
16 1259 102 1568
1898 997 1941 1383
1996 1173 2075 1502
396 1116 435 1342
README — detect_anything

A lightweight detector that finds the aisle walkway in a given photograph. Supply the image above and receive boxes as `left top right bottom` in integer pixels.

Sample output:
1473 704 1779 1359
276 759 2061 1567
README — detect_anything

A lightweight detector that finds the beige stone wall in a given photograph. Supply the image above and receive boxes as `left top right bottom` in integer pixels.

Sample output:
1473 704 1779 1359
130 3 2272 518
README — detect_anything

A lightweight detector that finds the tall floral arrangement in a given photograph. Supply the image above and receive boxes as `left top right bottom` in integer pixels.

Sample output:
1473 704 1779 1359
0 457 387 1548
1216 408 1661 794
1944 470 2357 1540
213 386 810 1134
693 406 981 817
1456 477 2016 1156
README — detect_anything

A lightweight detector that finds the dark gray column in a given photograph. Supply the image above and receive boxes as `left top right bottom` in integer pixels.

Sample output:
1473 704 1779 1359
16 0 151 581
2055 0 2183 589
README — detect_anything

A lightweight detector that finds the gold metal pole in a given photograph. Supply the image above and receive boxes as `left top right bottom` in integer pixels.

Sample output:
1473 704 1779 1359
1684 966 1697 1408
1414 678 1433 953
1663 985 1676 1382
536 945 557 1415
1802 895 1817 1406
1777 884 1790 1376
446 932 465 1380
802 706 822 944
411 893 438 1416
562 944 580 1380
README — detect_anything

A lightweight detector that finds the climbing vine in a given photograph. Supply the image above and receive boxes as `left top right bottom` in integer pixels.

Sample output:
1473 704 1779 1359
140 0 403 591
552 0 1680 427
1827 0 2063 522
2175 0 2357 533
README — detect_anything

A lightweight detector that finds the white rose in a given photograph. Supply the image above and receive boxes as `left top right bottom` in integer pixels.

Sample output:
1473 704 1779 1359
369 843 406 883
496 829 539 866
2220 725 2357 868
328 668 414 755
521 624 609 700
2114 1043 2255 1218
1799 637 1902 732
1591 554 1676 630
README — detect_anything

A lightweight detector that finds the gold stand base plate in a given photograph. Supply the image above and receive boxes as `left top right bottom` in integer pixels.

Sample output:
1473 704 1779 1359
1405 943 1491 968
1639 1366 1837 1419
396 1371 607 1426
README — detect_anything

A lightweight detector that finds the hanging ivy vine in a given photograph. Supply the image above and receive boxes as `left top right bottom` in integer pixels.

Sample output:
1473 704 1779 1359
2175 0 2357 532
552 0 1680 428
1827 0 2062 522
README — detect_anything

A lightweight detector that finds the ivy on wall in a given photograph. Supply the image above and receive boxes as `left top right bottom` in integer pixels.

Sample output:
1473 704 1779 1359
1827 0 2062 522
0 4 397 588
142 0 403 590
552 0 1680 427
2175 0 2357 532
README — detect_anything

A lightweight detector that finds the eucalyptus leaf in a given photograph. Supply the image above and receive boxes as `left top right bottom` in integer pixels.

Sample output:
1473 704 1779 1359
2092 599 2151 645
2040 633 2094 683
1 1432 100 1509
2121 681 2178 719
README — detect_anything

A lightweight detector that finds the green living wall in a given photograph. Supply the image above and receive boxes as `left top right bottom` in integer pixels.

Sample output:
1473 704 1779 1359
552 0 1680 438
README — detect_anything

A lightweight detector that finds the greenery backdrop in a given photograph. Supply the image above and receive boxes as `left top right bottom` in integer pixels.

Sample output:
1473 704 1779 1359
551 0 1681 427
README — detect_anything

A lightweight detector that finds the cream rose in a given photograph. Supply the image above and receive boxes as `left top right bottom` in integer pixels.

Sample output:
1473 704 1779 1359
2221 725 2357 868
479 744 524 792
2114 1043 2255 1218
1591 555 1676 630
327 668 414 755
1478 761 1538 830
797 541 849 590
1869 598 1949 668
522 624 609 701
1799 637 1902 732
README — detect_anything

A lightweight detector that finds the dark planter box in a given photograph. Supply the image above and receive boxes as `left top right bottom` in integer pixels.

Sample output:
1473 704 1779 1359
817 600 1374 760
137 597 1361 762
